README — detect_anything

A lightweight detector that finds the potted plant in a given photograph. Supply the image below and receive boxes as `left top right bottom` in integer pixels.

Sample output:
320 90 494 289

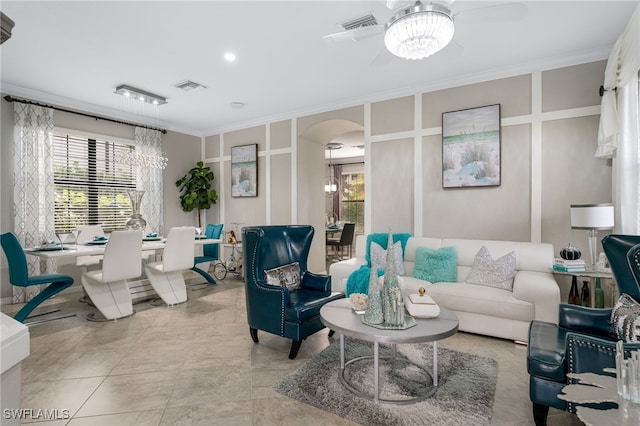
175 161 218 228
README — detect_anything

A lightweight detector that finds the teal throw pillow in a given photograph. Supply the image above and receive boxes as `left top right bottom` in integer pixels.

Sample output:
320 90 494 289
412 246 458 283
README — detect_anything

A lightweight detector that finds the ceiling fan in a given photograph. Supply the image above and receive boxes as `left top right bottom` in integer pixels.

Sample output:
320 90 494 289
323 1 528 61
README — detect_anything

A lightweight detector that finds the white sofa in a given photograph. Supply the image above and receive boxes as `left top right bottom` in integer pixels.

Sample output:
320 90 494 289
329 235 560 342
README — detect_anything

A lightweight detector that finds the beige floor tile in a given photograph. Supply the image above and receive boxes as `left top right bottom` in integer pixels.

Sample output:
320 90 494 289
21 377 105 420
7 275 588 425
75 371 178 417
67 410 164 426
160 401 251 425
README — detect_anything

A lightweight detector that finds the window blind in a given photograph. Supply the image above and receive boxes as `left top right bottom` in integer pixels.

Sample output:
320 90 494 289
53 133 136 233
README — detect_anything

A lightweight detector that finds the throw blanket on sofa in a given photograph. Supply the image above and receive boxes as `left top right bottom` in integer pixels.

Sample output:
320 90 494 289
346 265 384 296
346 233 411 296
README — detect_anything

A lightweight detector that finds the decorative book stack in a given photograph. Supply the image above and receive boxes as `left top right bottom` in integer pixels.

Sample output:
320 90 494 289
553 258 586 273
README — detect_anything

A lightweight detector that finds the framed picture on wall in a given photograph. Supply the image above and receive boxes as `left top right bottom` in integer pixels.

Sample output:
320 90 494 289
231 144 258 197
442 104 501 188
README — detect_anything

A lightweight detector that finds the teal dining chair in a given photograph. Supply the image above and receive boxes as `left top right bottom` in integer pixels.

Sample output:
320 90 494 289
1 232 76 324
192 223 224 285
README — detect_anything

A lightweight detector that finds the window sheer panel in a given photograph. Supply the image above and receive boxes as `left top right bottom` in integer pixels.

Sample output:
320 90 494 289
53 134 135 233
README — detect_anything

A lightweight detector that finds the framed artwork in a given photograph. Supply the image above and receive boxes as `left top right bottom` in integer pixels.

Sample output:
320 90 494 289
231 144 258 197
442 104 501 188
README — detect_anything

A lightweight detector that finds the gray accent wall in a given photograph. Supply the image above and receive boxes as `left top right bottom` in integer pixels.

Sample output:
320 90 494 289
0 60 613 303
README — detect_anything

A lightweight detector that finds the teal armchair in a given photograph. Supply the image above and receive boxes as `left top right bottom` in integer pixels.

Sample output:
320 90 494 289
527 234 640 425
242 225 344 359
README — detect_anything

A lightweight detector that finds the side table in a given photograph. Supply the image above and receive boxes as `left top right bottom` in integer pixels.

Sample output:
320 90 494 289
552 269 615 308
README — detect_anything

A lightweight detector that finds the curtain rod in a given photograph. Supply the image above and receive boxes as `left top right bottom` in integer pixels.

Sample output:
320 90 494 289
3 95 168 134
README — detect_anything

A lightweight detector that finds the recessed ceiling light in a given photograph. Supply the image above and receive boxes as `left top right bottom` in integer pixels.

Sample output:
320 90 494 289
224 52 236 62
230 102 245 109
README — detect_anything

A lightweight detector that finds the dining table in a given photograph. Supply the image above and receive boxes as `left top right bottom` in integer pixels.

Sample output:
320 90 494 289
25 236 222 303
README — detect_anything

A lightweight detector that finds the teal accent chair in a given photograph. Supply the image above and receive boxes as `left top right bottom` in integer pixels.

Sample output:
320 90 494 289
242 225 344 359
192 223 224 283
1 232 75 323
527 234 640 425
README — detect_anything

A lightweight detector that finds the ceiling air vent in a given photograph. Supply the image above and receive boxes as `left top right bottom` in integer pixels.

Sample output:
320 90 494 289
174 80 206 92
340 14 378 31
1 12 15 45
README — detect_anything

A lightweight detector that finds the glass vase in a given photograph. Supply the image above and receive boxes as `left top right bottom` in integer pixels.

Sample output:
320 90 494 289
580 280 591 307
594 277 605 308
125 189 147 231
568 276 580 305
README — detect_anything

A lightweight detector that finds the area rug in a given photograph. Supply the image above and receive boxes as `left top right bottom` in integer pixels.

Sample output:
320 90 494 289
274 337 498 425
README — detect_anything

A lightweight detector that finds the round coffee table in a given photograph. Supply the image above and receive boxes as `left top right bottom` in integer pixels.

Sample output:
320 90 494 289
320 299 459 404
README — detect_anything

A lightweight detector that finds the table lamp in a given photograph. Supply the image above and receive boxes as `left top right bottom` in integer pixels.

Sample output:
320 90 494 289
570 203 614 269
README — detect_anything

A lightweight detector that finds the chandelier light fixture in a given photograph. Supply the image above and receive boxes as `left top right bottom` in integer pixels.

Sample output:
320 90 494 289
324 142 343 196
115 84 167 106
117 150 168 170
384 2 455 60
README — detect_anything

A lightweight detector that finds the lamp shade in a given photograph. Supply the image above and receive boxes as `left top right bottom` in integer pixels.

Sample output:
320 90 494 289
570 204 614 230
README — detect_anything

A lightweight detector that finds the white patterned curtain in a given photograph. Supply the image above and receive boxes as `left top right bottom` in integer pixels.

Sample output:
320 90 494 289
134 127 164 235
12 103 56 303
595 4 640 234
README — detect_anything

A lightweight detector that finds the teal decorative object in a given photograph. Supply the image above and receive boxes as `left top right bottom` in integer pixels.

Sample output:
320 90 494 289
363 266 384 324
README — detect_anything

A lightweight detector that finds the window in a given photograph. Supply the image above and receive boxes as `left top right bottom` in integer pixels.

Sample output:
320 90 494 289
340 172 364 233
53 132 136 233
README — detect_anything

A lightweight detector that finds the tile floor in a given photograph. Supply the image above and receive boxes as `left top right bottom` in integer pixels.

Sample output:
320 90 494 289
2 275 585 426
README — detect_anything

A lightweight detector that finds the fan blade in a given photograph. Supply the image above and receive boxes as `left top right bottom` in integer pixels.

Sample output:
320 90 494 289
455 2 528 24
370 47 395 67
385 0 413 10
323 25 384 42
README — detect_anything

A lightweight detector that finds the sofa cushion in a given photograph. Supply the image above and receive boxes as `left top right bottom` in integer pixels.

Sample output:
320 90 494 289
412 246 457 283
264 262 300 292
370 241 405 275
611 293 640 342
465 246 517 291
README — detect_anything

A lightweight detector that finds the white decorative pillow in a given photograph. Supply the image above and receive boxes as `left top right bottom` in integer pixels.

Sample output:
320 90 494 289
611 294 640 342
263 262 301 292
370 241 405 276
465 246 516 291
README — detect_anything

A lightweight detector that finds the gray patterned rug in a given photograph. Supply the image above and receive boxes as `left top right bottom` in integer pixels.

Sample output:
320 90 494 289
274 337 498 425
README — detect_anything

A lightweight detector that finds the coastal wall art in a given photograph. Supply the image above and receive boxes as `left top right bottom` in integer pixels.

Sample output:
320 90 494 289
231 143 258 197
442 104 501 188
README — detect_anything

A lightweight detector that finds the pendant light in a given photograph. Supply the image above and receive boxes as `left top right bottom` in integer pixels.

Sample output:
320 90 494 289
324 142 343 197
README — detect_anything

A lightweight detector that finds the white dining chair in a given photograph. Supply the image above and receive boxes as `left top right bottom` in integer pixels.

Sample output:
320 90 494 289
145 226 195 306
81 230 142 321
75 224 106 271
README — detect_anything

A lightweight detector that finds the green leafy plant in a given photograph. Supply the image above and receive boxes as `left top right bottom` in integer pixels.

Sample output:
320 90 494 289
175 161 218 227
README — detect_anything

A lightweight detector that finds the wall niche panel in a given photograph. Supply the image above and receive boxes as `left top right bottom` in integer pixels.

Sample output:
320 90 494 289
371 138 414 234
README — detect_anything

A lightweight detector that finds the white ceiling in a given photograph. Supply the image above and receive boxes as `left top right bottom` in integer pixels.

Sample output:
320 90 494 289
1 0 636 144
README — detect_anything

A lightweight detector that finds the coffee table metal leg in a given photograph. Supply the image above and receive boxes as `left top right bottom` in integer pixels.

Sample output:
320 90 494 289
374 341 379 402
433 341 438 386
340 334 345 369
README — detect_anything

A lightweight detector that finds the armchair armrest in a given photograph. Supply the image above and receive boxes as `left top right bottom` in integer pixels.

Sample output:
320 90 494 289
559 304 614 338
301 271 331 294
255 279 291 306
